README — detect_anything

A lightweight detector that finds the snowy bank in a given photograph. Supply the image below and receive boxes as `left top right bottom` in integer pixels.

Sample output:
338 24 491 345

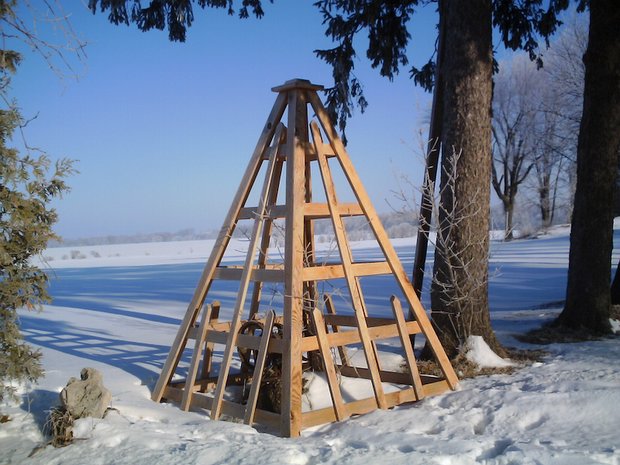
1 225 619 465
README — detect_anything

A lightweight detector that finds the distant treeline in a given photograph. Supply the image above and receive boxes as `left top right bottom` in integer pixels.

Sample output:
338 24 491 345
48 228 220 247
50 211 422 247
50 203 574 248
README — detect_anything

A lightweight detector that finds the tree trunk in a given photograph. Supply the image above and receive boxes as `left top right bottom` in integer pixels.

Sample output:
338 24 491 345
539 181 552 229
505 200 514 241
430 0 502 357
558 1 620 333
611 257 620 306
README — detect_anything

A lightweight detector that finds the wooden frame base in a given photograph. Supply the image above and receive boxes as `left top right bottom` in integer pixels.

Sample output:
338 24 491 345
158 297 453 435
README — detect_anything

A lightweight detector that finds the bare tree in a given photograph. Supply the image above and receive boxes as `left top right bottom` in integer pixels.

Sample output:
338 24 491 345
0 1 86 85
491 57 537 240
531 15 588 229
529 78 573 230
491 18 587 235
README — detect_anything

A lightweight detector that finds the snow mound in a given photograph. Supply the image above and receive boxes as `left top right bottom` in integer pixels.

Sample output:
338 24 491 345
610 319 620 334
463 335 516 369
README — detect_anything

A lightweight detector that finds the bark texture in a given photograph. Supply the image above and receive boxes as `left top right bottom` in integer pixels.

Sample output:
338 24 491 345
558 0 620 333
430 0 502 357
611 258 620 306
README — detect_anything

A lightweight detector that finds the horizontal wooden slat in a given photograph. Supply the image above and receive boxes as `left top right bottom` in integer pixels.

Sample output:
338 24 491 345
187 322 230 340
164 386 281 429
259 141 336 161
165 377 450 434
213 262 389 283
301 379 451 429
351 261 393 276
324 314 421 330
302 396 376 429
201 318 420 352
302 261 391 281
300 388 412 429
300 320 422 352
169 373 247 393
238 205 287 220
368 320 422 339
211 261 392 283
167 376 449 419
304 141 336 161
338 365 413 385
240 202 364 221
338 367 448 388
214 266 285 282
303 202 364 219
259 143 287 161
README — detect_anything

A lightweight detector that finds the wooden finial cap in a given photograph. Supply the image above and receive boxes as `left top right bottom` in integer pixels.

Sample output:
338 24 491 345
271 78 324 93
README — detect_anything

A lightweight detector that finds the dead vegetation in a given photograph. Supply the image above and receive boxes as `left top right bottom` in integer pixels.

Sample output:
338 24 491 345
415 346 545 380
45 406 74 448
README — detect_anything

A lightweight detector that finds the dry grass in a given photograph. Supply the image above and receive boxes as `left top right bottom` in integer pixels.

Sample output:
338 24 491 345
45 406 74 448
416 347 545 380
416 356 512 380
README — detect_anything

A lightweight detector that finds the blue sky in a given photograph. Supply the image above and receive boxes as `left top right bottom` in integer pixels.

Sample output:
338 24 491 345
10 2 442 239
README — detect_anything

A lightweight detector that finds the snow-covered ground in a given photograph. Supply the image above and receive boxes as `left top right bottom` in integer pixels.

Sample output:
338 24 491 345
1 224 619 465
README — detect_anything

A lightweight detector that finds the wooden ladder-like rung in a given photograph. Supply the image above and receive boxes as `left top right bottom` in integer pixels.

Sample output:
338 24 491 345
213 266 285 283
244 310 276 426
310 308 349 421
301 261 391 282
181 302 213 411
323 295 350 367
390 296 425 401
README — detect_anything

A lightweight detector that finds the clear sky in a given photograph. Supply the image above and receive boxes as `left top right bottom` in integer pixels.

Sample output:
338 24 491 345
9 1 443 240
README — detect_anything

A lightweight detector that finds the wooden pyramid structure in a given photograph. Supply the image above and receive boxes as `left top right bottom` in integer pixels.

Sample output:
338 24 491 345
151 79 458 437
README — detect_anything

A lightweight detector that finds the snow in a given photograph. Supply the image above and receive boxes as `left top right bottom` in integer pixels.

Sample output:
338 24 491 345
463 336 515 369
1 224 620 465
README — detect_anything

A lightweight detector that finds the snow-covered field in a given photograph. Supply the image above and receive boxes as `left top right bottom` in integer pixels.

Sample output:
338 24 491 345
2 225 619 465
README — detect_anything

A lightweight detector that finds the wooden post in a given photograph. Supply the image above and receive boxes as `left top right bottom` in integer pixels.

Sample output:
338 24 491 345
282 85 309 437
412 0 447 298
